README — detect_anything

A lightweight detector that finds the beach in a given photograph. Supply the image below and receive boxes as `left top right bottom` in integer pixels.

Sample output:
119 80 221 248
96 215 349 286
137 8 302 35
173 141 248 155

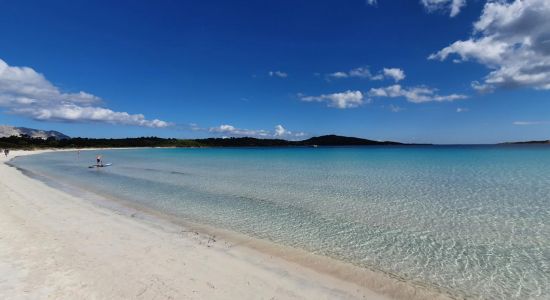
1 0 549 298
3 147 549 299
1 150 448 300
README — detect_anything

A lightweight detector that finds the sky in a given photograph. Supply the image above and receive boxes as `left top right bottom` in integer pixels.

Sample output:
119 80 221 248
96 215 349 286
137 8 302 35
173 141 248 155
0 0 549 144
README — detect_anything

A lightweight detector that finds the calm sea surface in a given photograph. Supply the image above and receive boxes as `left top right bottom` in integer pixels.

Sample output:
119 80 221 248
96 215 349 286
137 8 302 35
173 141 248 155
12 146 550 299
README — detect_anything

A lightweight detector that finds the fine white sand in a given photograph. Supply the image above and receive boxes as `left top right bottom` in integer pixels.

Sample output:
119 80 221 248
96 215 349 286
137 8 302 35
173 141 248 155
0 150 449 300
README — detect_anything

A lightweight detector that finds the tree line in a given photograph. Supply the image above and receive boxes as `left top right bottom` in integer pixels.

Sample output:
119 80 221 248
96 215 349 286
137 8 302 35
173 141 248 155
0 134 404 150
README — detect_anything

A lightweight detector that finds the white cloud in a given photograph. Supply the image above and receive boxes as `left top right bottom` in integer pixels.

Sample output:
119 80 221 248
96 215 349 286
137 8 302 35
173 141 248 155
513 121 550 126
273 124 307 138
328 71 351 79
366 0 377 6
209 124 269 137
383 68 406 82
0 59 169 127
352 67 380 79
274 124 287 136
327 67 405 82
420 0 467 17
327 67 373 79
456 107 469 112
368 84 467 103
429 0 550 91
300 90 365 109
209 124 306 139
268 71 288 78
12 105 169 128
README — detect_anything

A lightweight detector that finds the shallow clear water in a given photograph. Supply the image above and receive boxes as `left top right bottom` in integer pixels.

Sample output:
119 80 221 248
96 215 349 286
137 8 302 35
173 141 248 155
12 146 550 299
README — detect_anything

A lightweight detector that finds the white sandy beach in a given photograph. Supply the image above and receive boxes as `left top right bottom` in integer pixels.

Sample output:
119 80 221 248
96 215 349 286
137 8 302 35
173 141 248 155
0 150 449 300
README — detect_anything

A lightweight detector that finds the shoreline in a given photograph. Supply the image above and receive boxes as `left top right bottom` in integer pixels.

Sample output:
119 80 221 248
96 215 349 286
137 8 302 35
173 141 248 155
1 149 452 299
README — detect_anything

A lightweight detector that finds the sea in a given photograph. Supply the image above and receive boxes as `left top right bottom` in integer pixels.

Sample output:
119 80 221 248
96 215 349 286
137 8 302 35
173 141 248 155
10 146 550 299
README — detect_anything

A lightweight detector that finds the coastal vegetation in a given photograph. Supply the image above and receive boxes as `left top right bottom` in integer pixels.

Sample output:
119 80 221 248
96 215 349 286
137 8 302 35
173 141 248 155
0 134 403 149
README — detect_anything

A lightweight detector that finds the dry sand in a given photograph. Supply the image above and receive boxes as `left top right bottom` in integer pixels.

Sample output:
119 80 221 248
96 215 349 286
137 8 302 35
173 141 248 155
0 150 449 300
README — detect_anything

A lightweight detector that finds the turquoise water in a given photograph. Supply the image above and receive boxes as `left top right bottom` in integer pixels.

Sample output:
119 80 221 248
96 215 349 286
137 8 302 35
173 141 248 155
12 146 550 299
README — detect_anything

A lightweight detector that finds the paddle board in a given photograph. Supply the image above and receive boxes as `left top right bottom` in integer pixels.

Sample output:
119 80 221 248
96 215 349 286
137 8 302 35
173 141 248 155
88 163 112 168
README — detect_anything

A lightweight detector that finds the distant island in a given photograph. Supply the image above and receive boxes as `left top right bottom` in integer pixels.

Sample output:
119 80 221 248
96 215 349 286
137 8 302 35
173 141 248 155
501 140 550 145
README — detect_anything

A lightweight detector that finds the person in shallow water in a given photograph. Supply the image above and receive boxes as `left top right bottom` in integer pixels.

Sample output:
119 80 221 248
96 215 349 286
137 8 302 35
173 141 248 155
96 155 102 166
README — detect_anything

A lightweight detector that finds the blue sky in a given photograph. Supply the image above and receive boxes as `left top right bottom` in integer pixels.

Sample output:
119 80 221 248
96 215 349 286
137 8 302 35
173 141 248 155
0 0 549 144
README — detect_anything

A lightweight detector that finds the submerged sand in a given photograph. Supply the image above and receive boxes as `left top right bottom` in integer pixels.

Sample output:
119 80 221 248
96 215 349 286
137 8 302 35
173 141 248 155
0 150 450 300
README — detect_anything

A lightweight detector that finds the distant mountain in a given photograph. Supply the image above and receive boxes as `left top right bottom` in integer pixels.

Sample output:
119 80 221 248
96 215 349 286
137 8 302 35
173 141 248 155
193 135 405 147
297 135 402 146
0 125 69 140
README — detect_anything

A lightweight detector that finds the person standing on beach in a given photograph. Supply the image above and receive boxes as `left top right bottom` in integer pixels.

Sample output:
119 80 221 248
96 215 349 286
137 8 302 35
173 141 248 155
4 149 9 157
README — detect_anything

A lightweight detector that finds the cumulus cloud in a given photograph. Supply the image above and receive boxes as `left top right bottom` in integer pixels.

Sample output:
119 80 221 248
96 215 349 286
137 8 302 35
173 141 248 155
383 68 406 82
300 90 365 109
328 71 351 79
368 84 467 103
327 67 374 79
327 67 405 82
429 0 550 91
209 124 306 139
209 124 269 137
421 0 467 17
274 124 287 136
0 59 169 127
268 71 288 78
12 105 169 128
